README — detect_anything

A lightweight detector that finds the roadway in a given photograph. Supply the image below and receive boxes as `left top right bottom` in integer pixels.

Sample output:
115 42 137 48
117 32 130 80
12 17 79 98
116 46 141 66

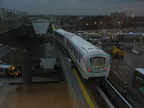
109 44 144 108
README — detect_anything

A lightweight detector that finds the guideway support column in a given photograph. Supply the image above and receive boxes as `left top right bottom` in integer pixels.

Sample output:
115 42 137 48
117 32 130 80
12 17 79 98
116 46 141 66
22 49 32 85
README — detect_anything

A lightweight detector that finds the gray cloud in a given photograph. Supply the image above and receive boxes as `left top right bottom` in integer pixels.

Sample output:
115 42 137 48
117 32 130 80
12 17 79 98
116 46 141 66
0 0 144 16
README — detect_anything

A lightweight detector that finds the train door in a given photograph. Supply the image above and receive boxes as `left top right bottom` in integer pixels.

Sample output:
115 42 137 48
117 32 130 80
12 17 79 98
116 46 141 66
0 67 9 77
0 67 5 76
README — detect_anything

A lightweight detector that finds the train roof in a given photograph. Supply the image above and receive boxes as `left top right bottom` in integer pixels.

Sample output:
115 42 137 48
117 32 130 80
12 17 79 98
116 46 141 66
55 29 70 37
69 35 103 54
55 29 104 54
0 64 13 68
135 68 144 75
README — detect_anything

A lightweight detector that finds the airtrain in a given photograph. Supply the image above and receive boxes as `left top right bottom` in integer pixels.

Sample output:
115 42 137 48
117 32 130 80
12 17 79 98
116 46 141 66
53 29 110 79
0 64 21 77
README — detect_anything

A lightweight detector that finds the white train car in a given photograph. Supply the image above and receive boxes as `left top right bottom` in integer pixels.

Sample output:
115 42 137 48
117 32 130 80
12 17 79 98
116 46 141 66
53 29 110 79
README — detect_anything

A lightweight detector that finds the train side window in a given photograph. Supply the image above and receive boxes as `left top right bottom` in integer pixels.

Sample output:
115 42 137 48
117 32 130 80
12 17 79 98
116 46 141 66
67 41 70 48
74 50 76 57
68 42 71 50
78 54 79 62
5 69 8 73
0 68 3 72
70 44 72 51
68 42 70 48
56 33 59 38
73 48 75 55
72 46 74 53
79 55 81 62
142 75 144 80
75 50 78 59
56 33 64 40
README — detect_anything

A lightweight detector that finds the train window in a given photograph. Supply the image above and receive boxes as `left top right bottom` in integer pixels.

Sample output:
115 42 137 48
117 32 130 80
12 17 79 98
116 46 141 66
75 51 78 59
56 33 65 41
5 69 8 73
70 44 72 51
73 49 76 55
0 68 3 72
68 43 71 50
90 57 105 69
78 55 81 62
70 44 73 51
67 41 70 48
72 46 74 53
67 41 72 51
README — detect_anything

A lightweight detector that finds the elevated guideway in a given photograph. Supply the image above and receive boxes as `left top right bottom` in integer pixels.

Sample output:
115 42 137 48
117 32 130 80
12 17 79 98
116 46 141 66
54 43 98 108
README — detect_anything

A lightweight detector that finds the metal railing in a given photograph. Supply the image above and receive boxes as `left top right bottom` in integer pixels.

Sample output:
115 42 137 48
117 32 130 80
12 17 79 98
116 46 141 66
0 8 27 32
59 52 79 108
0 8 27 20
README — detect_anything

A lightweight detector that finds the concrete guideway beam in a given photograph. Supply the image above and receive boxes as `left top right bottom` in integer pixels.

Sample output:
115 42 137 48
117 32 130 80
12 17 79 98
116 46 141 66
55 45 98 108
22 49 32 85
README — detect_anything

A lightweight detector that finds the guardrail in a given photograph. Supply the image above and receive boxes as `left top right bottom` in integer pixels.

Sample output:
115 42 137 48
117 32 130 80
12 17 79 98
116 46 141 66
58 52 79 108
104 78 133 108
0 8 27 20
55 44 90 108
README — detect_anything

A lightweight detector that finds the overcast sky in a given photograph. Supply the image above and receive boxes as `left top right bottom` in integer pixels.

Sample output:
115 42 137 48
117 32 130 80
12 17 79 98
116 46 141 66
0 0 144 16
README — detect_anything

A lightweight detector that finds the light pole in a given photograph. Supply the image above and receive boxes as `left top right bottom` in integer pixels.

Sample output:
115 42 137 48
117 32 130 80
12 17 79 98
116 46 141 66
118 21 123 29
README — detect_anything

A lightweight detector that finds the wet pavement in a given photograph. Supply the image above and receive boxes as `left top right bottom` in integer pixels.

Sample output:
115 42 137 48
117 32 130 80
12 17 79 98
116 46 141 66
112 45 144 87
0 83 73 108
0 36 74 108
109 43 144 108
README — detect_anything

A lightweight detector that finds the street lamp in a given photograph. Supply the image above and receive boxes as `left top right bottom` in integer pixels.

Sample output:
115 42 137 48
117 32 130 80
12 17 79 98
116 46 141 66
118 21 123 29
86 23 89 26
118 21 123 24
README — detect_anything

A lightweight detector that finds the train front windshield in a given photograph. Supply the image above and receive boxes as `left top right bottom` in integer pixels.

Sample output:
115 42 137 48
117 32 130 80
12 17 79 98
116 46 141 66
90 57 105 69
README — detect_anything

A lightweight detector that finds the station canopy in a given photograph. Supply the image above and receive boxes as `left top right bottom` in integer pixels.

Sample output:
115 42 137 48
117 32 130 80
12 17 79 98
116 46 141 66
40 58 57 69
32 19 50 35
135 68 144 75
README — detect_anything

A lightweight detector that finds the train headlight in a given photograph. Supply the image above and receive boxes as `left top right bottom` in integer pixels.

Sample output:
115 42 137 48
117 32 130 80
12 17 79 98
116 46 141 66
12 66 15 70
